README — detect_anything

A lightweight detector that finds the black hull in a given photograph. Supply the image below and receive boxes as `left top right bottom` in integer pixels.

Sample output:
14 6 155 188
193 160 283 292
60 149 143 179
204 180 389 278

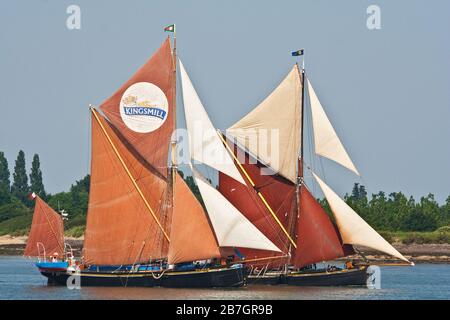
41 267 245 288
286 267 369 286
247 267 369 287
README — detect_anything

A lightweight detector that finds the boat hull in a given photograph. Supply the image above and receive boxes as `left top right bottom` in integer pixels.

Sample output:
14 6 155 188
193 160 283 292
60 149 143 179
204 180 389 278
40 266 245 288
246 266 369 287
286 266 369 286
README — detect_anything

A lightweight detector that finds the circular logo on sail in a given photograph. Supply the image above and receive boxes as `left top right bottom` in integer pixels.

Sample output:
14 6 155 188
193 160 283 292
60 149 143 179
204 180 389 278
120 82 168 133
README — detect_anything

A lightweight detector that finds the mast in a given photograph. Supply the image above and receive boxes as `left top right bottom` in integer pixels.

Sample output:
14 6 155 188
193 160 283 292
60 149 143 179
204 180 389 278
171 25 177 179
169 26 177 248
287 53 305 262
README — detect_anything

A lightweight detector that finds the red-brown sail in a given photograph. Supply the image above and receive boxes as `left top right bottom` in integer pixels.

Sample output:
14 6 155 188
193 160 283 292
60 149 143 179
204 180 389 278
24 196 64 258
293 186 352 267
168 173 220 265
218 143 295 265
83 111 170 266
99 38 174 177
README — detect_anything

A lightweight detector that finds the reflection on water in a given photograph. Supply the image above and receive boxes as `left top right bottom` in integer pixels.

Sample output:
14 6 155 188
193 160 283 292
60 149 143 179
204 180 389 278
1 256 449 300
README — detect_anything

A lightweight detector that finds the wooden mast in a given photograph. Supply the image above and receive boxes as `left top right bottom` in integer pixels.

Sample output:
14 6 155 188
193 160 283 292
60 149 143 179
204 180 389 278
171 26 177 182
286 54 305 268
90 106 170 242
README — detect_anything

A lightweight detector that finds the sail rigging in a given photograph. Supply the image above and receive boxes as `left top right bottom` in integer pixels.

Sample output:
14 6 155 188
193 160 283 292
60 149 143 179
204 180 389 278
312 172 410 263
307 77 359 175
178 60 245 185
227 65 302 183
83 110 170 266
24 196 65 258
99 38 175 177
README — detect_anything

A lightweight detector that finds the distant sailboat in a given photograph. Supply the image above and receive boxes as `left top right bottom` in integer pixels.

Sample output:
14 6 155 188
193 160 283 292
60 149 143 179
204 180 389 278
219 59 412 285
24 194 73 280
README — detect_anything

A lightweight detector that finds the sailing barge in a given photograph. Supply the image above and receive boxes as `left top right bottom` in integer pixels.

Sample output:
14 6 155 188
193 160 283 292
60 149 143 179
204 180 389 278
25 29 412 288
27 33 282 288
218 55 413 286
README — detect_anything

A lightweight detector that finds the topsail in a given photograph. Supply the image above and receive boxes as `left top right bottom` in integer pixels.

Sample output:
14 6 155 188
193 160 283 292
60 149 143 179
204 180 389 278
100 38 175 177
307 78 359 175
179 60 245 185
227 65 302 183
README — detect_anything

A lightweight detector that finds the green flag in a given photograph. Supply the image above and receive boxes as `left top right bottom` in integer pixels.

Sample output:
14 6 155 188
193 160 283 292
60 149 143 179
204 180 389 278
164 24 175 33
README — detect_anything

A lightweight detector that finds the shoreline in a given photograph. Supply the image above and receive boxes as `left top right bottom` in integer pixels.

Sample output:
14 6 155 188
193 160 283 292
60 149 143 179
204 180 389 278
1 235 450 264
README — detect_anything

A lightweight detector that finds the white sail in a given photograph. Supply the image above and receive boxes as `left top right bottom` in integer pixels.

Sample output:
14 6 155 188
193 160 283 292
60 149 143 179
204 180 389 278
227 65 302 183
192 168 281 253
307 78 359 175
312 172 410 263
179 60 245 185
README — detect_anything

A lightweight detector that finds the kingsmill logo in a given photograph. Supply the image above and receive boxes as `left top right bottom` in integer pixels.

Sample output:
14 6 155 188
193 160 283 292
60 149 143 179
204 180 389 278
121 95 167 120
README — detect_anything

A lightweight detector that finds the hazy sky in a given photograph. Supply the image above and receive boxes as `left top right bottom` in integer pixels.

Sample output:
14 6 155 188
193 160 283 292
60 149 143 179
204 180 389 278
1 0 449 203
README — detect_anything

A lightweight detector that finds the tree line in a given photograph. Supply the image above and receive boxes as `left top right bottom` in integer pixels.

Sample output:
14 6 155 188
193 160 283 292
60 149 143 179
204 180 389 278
0 150 449 236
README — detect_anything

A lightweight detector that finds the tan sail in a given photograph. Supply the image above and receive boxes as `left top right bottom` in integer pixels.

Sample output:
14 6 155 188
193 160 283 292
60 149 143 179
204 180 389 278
227 65 302 183
168 172 221 264
307 78 359 175
24 196 64 258
313 172 410 263
83 110 170 266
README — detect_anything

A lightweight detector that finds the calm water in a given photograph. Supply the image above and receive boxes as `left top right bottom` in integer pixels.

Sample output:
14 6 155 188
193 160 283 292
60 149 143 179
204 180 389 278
0 256 449 300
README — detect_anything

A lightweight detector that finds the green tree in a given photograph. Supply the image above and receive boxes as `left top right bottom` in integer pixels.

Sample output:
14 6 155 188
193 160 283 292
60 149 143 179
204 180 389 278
400 207 437 231
440 196 450 227
387 192 414 231
345 183 369 221
0 151 11 205
11 150 29 205
29 154 46 199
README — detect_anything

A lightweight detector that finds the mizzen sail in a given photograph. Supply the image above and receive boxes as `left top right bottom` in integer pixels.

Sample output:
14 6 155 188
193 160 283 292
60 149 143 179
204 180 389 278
227 65 302 183
307 78 359 175
313 172 410 263
24 196 65 258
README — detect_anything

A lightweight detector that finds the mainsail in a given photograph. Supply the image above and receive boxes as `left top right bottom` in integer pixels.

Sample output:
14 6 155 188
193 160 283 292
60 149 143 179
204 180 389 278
168 172 221 265
307 78 359 175
83 110 170 266
218 147 294 263
227 65 302 183
99 38 175 177
313 172 410 263
24 196 64 258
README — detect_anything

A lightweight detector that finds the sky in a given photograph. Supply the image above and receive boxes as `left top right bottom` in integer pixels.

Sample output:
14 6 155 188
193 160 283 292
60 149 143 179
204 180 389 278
0 0 449 203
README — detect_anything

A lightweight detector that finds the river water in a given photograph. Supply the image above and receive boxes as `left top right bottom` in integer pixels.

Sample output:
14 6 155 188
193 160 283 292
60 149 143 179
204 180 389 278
0 256 449 300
